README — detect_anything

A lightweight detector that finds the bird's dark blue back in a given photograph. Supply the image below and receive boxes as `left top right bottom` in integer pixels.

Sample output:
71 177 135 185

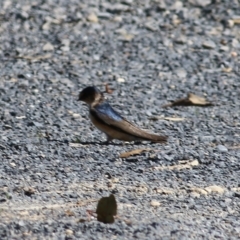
94 102 123 122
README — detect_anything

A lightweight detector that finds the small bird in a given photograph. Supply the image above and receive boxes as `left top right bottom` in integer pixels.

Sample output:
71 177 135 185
78 86 168 144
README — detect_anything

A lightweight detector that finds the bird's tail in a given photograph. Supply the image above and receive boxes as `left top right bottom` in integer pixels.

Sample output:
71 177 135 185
145 134 168 143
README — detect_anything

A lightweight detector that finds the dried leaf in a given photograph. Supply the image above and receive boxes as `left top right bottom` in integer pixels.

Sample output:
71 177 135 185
65 209 75 217
24 187 36 196
104 83 114 94
228 144 240 149
162 93 213 107
16 53 52 62
149 116 185 121
222 67 232 73
151 160 199 171
188 93 211 105
164 117 185 121
96 194 117 224
119 148 151 158
232 17 240 24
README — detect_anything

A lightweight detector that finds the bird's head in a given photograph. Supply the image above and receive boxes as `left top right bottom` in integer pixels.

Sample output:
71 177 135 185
78 86 103 105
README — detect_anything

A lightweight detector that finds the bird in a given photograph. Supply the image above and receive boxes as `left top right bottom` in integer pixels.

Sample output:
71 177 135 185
78 86 168 144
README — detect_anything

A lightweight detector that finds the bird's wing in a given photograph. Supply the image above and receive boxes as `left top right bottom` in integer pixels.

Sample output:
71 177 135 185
91 103 167 142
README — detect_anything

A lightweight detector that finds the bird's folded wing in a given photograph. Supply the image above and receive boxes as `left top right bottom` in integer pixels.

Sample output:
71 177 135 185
91 107 165 140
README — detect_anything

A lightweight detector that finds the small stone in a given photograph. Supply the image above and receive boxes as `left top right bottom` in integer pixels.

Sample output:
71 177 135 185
61 39 70 46
199 135 215 143
121 0 133 5
112 178 119 183
18 220 25 227
93 55 100 61
228 19 235 28
65 229 73 236
231 51 238 57
97 12 112 19
189 0 211 7
158 1 167 10
113 16 122 22
217 145 228 153
117 77 125 83
43 42 54 51
104 3 129 13
10 162 16 167
42 22 51 31
205 185 225 194
202 40 216 49
87 13 98 23
175 68 187 78
150 200 161 207
171 1 183 10
172 16 181 26
220 45 229 52
61 46 70 52
174 36 187 44
145 22 158 32
232 39 240 48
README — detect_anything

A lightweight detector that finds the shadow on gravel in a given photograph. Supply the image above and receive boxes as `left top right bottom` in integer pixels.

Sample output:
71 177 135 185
75 141 158 146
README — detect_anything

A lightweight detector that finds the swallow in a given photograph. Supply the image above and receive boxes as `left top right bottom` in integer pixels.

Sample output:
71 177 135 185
78 86 168 143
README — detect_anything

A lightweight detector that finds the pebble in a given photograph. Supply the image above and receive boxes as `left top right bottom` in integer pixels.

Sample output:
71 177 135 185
43 42 54 51
175 68 187 78
117 77 125 83
189 0 211 7
217 145 228 153
202 40 216 49
65 229 73 236
199 136 215 143
87 13 99 23
150 200 161 207
232 39 240 48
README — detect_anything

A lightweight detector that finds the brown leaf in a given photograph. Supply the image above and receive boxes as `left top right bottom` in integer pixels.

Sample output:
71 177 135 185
232 17 240 24
96 194 117 224
149 116 185 121
65 209 75 217
24 187 36 196
104 83 114 94
16 53 52 62
164 117 185 121
222 67 232 73
162 93 213 107
119 148 151 158
150 159 199 171
188 93 208 105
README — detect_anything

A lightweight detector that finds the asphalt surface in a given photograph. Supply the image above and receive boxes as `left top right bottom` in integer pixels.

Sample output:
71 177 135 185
0 0 240 239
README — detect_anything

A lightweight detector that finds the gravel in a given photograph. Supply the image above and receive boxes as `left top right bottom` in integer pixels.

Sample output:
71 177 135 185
0 0 240 239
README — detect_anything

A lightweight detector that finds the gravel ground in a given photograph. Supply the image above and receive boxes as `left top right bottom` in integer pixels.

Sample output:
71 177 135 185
0 0 240 239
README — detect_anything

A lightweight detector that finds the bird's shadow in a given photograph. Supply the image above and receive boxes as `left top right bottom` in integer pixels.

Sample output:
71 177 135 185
76 141 158 146
45 138 161 146
75 141 125 146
